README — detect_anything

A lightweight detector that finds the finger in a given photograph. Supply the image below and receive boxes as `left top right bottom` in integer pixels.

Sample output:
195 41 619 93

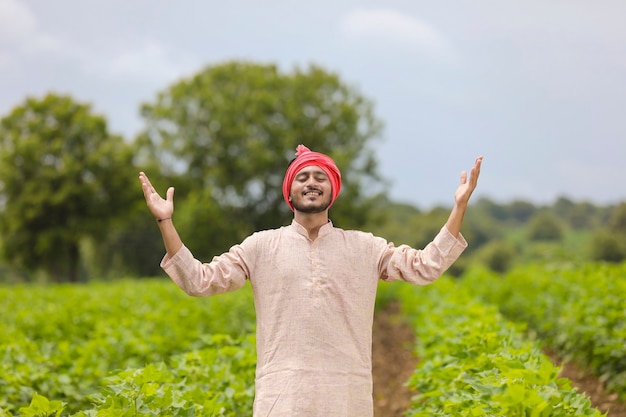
166 186 175 203
460 170 468 185
474 156 483 173
140 179 154 199
139 172 155 190
140 179 152 200
471 156 483 183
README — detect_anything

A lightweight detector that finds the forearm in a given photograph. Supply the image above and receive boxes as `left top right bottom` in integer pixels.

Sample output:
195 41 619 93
157 218 183 257
444 202 468 238
445 155 482 237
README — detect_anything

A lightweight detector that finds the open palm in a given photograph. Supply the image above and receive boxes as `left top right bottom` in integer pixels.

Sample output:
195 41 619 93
455 156 483 206
139 172 174 220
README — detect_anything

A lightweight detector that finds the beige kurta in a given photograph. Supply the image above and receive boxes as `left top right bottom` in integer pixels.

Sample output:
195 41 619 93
161 220 467 417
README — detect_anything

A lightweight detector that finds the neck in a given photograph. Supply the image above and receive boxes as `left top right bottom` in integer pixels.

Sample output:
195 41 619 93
293 210 329 241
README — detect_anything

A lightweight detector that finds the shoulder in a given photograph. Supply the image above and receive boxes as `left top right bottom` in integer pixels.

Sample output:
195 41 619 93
243 226 283 241
332 227 389 245
241 225 292 246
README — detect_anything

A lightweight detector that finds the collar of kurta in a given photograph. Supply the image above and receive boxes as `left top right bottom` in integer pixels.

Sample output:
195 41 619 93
290 219 334 239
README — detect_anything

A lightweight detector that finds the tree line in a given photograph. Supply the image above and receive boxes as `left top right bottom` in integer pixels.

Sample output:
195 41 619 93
0 61 386 282
1 61 624 283
368 196 626 275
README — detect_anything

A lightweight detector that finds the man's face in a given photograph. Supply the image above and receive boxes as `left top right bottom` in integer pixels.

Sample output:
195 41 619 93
289 165 333 213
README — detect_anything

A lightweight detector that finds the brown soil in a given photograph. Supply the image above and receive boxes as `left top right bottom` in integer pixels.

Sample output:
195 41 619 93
371 301 626 417
372 301 419 417
546 350 626 416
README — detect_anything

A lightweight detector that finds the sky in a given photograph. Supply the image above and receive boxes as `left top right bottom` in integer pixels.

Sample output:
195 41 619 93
1 0 625 209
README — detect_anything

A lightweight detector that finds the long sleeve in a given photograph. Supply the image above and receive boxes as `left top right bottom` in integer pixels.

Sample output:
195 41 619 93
380 225 467 284
160 243 250 296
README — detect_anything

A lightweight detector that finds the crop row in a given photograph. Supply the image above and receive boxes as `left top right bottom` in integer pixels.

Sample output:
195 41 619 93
0 279 256 415
381 278 605 416
3 266 619 416
17 334 257 417
461 263 626 399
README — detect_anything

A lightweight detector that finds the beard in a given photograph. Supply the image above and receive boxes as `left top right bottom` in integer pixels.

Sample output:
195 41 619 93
290 193 332 214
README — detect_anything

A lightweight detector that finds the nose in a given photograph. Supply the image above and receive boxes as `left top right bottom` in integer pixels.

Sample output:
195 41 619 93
303 175 316 187
305 176 322 189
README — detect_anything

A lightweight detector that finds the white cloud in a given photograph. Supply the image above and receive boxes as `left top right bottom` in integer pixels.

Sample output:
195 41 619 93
0 0 60 68
0 0 37 43
80 39 198 85
104 41 187 80
340 8 453 57
0 0 194 85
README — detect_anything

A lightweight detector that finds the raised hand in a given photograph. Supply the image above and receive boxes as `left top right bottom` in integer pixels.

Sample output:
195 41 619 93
455 156 483 207
139 172 174 221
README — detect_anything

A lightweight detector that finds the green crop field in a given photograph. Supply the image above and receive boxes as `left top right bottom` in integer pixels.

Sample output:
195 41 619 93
462 263 626 399
2 263 623 416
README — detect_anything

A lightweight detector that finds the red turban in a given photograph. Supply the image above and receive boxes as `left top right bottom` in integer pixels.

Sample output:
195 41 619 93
282 144 342 211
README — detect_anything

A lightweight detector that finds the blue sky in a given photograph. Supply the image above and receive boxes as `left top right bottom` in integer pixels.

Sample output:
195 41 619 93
1 0 625 208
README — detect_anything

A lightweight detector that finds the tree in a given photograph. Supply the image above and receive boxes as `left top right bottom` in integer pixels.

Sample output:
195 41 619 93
608 202 626 235
553 196 575 219
474 198 510 222
408 206 450 249
567 202 597 230
507 200 537 224
587 202 626 263
0 94 136 281
476 240 516 274
137 61 386 252
527 212 564 241
589 230 626 263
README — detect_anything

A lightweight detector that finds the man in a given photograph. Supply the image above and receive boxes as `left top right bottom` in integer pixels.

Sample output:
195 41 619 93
139 144 483 416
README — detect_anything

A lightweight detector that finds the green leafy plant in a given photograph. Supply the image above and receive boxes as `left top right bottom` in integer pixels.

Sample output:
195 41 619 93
462 263 626 399
384 279 606 416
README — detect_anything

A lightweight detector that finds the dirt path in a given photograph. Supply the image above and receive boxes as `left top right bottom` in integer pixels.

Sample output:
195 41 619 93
372 301 418 417
371 301 626 417
547 351 626 416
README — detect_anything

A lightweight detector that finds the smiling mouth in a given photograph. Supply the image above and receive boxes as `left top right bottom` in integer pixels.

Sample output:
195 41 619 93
303 188 322 197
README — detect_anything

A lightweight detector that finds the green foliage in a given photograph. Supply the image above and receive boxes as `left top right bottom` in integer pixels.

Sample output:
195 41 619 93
174 188 250 260
0 93 136 281
608 202 626 234
138 61 386 248
508 199 539 223
363 200 421 246
17 393 65 417
566 202 598 230
406 206 450 249
76 335 256 416
363 195 619 272
384 279 605 416
0 60 622 281
0 279 256 414
2 267 621 416
462 264 626 400
473 198 512 223
475 240 517 273
527 212 564 242
85 206 166 278
585 203 626 263
589 230 626 262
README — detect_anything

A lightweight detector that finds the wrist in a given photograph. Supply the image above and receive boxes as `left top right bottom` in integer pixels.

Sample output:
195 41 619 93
157 217 172 223
453 200 469 210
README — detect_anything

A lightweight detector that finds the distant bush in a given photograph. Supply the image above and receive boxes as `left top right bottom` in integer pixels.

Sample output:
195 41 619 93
527 212 564 241
476 240 516 273
589 230 626 263
608 202 626 234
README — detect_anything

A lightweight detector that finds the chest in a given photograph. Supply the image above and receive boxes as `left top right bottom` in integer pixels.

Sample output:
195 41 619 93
249 235 380 304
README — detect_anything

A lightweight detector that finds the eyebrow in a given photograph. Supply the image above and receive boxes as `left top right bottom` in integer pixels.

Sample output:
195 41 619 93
296 169 328 177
